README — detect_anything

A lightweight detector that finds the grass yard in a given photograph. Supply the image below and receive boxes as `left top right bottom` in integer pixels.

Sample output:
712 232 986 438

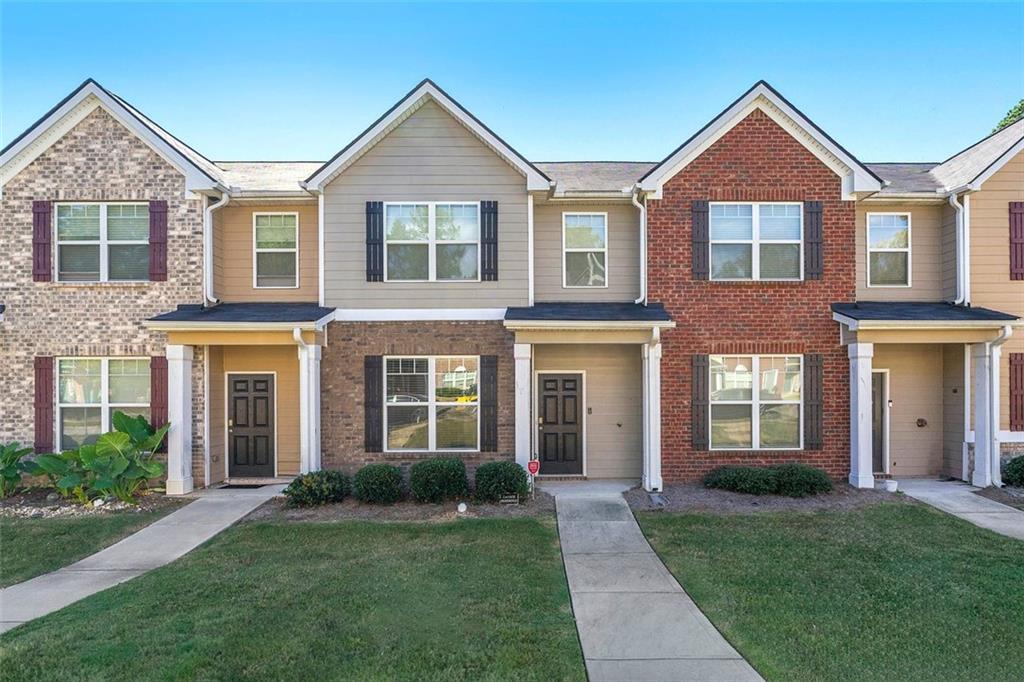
0 518 585 681
639 503 1024 682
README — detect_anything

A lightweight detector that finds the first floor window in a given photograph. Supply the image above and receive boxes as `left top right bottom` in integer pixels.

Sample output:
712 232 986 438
563 212 607 287
385 202 480 281
385 356 479 451
710 203 802 281
58 358 151 449
254 213 299 287
867 213 911 286
710 355 801 449
57 203 150 282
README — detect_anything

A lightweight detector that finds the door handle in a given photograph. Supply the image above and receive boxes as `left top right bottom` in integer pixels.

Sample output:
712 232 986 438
228 418 234 431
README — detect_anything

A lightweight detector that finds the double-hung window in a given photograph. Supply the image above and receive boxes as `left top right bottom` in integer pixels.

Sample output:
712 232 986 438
710 203 802 280
56 203 149 282
57 358 151 449
563 212 608 287
254 213 299 288
867 213 911 287
384 356 479 451
710 355 802 449
385 202 480 281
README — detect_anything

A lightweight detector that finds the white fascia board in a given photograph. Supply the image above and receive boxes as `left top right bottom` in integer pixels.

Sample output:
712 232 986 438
334 308 508 322
503 319 676 331
832 312 1021 331
961 136 1024 191
143 321 322 332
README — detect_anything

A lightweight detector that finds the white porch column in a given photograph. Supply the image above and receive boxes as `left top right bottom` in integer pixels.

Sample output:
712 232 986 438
166 344 194 495
514 343 532 470
848 342 874 489
298 344 323 474
972 343 993 487
642 342 663 492
990 343 1003 487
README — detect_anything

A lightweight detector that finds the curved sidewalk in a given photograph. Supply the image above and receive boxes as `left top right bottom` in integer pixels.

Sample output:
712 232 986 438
899 479 1024 541
0 485 283 634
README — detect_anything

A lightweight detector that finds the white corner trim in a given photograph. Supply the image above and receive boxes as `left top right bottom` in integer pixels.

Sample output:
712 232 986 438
527 193 535 306
317 191 325 306
333 308 508 322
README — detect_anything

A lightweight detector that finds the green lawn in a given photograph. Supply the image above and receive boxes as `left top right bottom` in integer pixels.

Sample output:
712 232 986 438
1 505 183 587
0 518 584 681
639 503 1024 682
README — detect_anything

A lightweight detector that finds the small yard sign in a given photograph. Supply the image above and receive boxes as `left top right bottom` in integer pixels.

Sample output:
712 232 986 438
527 460 540 476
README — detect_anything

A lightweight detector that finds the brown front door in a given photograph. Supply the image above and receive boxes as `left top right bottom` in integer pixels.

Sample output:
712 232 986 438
538 374 583 475
229 374 275 478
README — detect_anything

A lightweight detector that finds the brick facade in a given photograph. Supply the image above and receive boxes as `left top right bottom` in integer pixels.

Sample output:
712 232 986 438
320 321 516 480
646 108 855 481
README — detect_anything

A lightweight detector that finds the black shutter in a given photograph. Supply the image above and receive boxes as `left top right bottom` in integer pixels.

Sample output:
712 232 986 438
803 354 824 450
692 200 709 280
32 201 52 282
804 201 823 280
692 354 709 449
1010 202 1024 281
366 202 384 282
34 356 54 453
480 355 498 451
148 200 168 281
481 201 499 281
1010 353 1024 431
364 356 383 452
150 356 168 452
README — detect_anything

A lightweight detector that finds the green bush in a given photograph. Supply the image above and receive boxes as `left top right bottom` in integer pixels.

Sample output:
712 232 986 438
704 465 778 495
1004 456 1024 487
353 464 403 504
0 442 33 498
474 461 529 502
409 457 469 503
283 470 350 507
772 462 833 498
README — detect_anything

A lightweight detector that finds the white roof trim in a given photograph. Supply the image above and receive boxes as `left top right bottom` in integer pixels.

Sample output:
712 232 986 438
303 80 551 192
832 312 1021 331
959 136 1024 192
503 319 676 330
639 82 882 200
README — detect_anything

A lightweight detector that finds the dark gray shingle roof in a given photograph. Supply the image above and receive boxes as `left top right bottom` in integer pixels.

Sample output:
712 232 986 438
149 302 334 324
505 302 671 322
831 302 1018 322
864 163 942 194
534 161 656 193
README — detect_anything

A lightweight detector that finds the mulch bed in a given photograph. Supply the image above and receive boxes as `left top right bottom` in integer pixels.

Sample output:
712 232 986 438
975 486 1024 511
626 482 910 514
0 487 184 519
244 490 556 523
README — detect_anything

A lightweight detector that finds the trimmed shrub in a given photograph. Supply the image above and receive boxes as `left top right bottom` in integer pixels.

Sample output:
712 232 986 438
704 465 778 495
475 461 529 502
1004 456 1024 488
353 464 403 504
772 462 833 498
409 458 469 503
283 470 350 507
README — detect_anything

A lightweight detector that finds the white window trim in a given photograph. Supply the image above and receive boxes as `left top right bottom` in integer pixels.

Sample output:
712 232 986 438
253 212 300 289
562 211 609 289
383 355 481 453
54 202 149 283
709 354 803 451
709 202 803 282
56 357 151 450
866 211 912 288
383 201 482 283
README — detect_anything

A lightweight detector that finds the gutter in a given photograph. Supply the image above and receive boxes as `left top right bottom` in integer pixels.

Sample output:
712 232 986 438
948 193 966 305
632 186 647 304
203 192 231 306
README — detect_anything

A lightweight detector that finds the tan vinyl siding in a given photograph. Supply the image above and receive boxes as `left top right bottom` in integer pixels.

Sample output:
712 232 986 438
942 344 965 478
873 344 944 477
322 100 529 308
856 203 944 301
940 202 958 300
214 203 319 302
534 200 641 302
533 344 642 479
208 346 225 485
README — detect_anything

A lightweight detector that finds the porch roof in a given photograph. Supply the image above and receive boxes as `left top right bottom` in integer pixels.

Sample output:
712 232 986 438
146 302 335 330
504 302 672 323
831 302 1018 325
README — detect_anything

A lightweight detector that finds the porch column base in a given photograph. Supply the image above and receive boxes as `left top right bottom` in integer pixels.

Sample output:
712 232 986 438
166 344 194 496
971 342 992 487
298 344 322 474
514 343 532 470
642 342 663 492
848 342 874 489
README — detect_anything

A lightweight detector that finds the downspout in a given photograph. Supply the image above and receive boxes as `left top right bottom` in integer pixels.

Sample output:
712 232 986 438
948 193 965 305
990 324 1013 486
204 192 230 306
632 187 647 304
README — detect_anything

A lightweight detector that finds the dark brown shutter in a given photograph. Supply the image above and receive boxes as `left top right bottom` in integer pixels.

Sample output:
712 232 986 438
692 200 710 280
692 354 709 449
148 200 168 281
364 356 383 452
804 201 823 280
481 201 499 281
803 354 824 450
479 355 498 451
150 356 168 450
1010 202 1024 281
32 201 52 282
366 201 384 282
1010 353 1024 432
34 356 54 453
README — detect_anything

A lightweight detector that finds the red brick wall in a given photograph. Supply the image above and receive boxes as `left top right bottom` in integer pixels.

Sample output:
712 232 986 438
647 108 855 481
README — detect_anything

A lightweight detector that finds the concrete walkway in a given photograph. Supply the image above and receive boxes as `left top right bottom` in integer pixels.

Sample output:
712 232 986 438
0 485 283 633
899 479 1024 541
549 483 762 682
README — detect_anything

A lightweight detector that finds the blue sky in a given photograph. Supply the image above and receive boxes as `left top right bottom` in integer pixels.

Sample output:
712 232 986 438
3 2 1022 164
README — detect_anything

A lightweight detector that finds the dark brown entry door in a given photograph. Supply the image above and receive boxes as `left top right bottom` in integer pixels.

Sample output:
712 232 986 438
229 374 275 478
872 372 885 473
538 374 583 475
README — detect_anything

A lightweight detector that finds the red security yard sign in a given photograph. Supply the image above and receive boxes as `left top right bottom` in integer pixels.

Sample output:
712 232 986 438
527 460 540 476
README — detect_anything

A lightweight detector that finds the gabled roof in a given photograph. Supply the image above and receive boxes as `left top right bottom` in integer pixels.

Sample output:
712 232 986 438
929 118 1024 192
303 79 551 192
638 81 882 199
536 161 656 196
0 79 224 193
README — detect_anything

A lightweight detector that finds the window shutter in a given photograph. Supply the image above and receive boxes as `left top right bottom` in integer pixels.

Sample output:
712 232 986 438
32 201 52 282
151 356 168 451
148 200 168 281
1010 353 1024 432
803 354 824 449
366 201 384 282
481 201 499 281
692 354 709 449
1010 202 1024 281
364 356 383 452
804 201 823 280
34 356 54 453
692 201 709 280
480 355 498 451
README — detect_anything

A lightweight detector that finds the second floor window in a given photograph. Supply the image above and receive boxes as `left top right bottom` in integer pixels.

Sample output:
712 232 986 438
710 203 802 281
57 203 149 282
254 213 299 288
867 213 911 287
385 202 480 282
563 213 608 287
